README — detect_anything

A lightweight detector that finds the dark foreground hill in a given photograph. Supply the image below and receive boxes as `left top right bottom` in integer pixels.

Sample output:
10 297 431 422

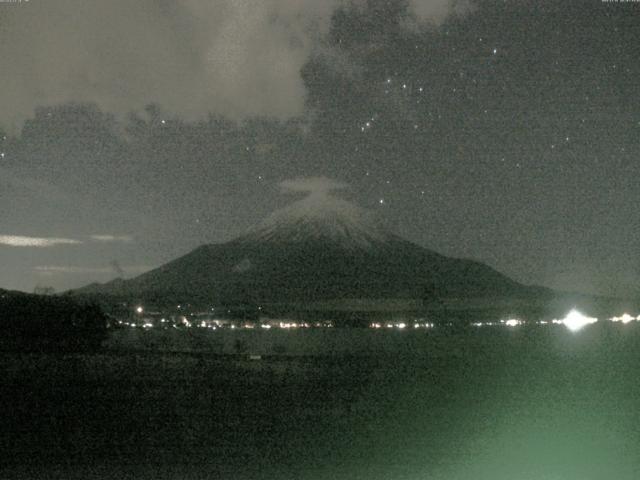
0 289 108 351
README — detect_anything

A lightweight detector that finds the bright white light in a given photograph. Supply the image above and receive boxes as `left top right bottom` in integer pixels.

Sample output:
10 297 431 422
504 319 521 327
559 309 598 332
136 306 143 314
611 313 635 324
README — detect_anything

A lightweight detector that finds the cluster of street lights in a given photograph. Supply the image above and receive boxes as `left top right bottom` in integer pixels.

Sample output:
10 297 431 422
129 305 639 334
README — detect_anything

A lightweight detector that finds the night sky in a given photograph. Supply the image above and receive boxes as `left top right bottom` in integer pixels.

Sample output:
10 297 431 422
1 0 639 296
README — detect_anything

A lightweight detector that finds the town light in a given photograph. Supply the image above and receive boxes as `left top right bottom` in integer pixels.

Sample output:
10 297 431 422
610 313 635 324
560 309 597 332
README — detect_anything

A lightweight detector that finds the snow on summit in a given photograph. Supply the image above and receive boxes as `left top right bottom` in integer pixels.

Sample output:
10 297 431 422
241 177 393 248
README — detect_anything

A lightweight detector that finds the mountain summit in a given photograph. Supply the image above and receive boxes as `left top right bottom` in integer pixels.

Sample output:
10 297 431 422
74 184 542 312
241 191 394 249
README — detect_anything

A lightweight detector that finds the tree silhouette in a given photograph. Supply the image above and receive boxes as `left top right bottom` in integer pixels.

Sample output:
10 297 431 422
0 292 108 351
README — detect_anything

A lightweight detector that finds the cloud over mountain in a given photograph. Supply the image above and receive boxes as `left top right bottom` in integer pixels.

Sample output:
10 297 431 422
279 176 348 195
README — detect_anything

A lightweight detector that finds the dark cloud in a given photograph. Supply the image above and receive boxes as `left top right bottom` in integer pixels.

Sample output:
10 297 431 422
0 0 463 129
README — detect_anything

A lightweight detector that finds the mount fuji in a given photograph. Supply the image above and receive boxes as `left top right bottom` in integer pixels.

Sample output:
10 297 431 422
73 184 552 315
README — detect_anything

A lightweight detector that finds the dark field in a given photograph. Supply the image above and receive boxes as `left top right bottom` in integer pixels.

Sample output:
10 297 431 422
2 324 640 480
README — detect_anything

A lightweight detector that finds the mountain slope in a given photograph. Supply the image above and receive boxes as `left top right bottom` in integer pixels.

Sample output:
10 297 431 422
73 191 545 307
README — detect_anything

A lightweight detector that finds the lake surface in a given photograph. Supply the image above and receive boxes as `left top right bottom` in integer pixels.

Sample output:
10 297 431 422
2 323 639 479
